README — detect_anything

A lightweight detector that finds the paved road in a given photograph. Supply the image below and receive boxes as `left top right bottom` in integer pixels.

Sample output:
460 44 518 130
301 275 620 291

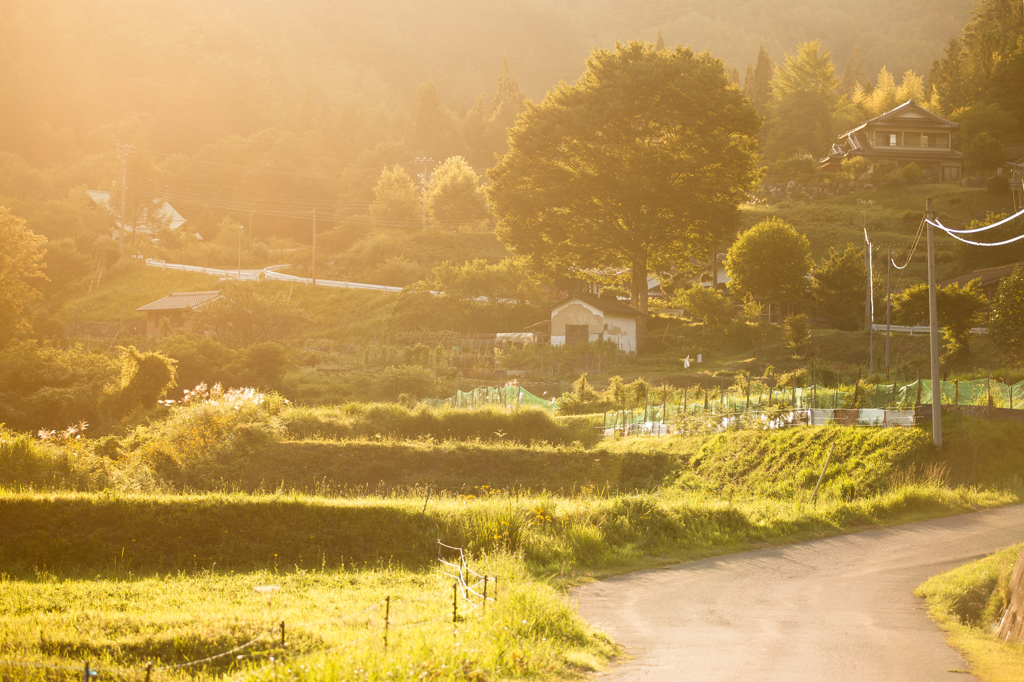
574 505 1024 681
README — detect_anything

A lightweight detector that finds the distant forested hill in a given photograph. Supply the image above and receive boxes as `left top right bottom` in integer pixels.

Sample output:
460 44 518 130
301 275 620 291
1 0 971 164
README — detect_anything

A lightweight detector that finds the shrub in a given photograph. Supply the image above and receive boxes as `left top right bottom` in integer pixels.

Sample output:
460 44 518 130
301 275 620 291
900 162 923 184
136 383 287 469
987 176 1010 194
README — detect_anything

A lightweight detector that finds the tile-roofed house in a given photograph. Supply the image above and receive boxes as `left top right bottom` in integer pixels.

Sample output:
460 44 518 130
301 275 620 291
820 100 963 182
137 290 221 338
548 292 643 353
86 190 188 235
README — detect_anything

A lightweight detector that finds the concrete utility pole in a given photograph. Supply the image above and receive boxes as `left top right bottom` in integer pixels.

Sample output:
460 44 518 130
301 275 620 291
926 197 942 450
886 246 891 374
864 218 873 373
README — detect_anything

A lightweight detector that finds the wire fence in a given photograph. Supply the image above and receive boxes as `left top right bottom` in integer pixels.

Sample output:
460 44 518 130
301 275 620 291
599 378 1024 437
0 541 496 681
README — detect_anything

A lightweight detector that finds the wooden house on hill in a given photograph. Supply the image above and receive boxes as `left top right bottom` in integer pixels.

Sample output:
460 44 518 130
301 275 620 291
820 100 963 182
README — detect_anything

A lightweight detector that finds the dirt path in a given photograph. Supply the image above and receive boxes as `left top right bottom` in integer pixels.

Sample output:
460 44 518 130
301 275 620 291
574 505 1024 681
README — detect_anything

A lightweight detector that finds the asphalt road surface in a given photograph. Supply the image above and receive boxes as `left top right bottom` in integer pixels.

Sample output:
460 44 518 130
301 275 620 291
574 505 1024 681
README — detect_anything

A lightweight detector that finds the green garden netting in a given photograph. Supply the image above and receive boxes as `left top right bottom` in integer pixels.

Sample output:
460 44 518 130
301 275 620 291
600 379 1024 429
421 385 556 411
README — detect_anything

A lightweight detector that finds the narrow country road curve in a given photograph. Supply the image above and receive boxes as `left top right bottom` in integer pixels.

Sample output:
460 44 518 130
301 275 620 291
574 505 1024 681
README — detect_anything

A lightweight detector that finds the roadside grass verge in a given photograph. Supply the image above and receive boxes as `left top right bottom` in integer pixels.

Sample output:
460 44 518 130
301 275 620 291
916 544 1024 682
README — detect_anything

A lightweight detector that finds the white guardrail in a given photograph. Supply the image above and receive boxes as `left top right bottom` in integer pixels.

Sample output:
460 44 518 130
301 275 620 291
871 323 988 335
145 260 405 293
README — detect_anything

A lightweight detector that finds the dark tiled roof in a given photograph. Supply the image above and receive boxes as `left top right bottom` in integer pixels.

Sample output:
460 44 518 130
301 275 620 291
840 100 960 137
137 290 222 312
550 292 643 317
938 263 1023 290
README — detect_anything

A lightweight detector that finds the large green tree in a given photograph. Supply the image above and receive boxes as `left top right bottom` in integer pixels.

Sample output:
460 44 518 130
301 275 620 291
765 41 841 159
725 218 812 311
370 165 421 228
488 41 760 346
811 244 867 331
426 156 490 227
990 265 1024 360
928 0 1024 131
0 207 46 346
892 280 988 362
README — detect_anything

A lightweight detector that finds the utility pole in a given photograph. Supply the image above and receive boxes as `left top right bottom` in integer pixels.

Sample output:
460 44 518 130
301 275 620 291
116 143 135 267
312 207 317 287
926 197 942 450
415 157 432 230
864 218 873 373
886 245 891 375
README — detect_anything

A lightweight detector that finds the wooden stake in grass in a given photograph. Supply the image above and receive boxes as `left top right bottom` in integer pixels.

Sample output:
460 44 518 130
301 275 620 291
145 662 152 682
280 620 285 648
384 595 390 651
453 581 458 623
809 443 836 506
483 576 488 614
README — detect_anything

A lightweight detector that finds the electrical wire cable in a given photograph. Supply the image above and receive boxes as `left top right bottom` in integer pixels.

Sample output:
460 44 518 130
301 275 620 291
926 207 1024 234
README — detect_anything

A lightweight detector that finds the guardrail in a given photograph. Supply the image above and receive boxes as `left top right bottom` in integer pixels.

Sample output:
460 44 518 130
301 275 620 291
144 260 405 293
871 323 988 335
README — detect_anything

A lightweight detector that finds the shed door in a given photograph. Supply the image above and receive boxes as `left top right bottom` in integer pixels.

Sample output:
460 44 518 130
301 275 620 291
565 324 590 345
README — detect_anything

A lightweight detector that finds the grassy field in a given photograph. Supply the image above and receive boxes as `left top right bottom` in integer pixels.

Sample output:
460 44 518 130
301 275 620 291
916 544 1024 682
1 481 1017 681
4 391 1024 679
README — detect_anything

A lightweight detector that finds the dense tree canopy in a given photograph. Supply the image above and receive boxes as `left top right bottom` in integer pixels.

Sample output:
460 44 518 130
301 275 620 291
765 41 841 160
725 218 812 310
990 265 1024 360
811 244 867 331
488 41 760 345
370 166 421 228
426 156 490 227
892 280 988 361
0 207 47 345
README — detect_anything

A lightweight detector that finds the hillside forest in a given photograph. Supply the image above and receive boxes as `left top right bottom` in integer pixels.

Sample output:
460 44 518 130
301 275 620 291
0 0 1023 433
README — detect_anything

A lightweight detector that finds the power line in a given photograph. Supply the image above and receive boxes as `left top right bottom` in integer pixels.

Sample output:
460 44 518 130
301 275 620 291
926 206 1024 234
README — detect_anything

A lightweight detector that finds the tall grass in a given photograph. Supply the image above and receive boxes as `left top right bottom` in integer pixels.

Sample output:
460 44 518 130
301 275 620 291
0 555 614 681
281 403 597 446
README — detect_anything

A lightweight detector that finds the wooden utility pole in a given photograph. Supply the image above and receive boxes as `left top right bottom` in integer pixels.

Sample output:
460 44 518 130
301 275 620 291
926 197 942 450
116 143 134 266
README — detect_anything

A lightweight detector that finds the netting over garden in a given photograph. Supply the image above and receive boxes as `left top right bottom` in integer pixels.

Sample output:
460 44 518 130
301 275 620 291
421 386 555 411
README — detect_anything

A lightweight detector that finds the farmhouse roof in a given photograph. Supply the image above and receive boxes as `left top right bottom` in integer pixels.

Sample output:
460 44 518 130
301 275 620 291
839 100 960 138
137 291 222 312
549 292 643 317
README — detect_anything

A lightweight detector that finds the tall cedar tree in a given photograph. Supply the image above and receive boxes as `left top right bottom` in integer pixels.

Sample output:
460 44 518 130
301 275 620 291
488 41 760 348
928 0 1024 131
742 46 773 117
765 41 840 159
